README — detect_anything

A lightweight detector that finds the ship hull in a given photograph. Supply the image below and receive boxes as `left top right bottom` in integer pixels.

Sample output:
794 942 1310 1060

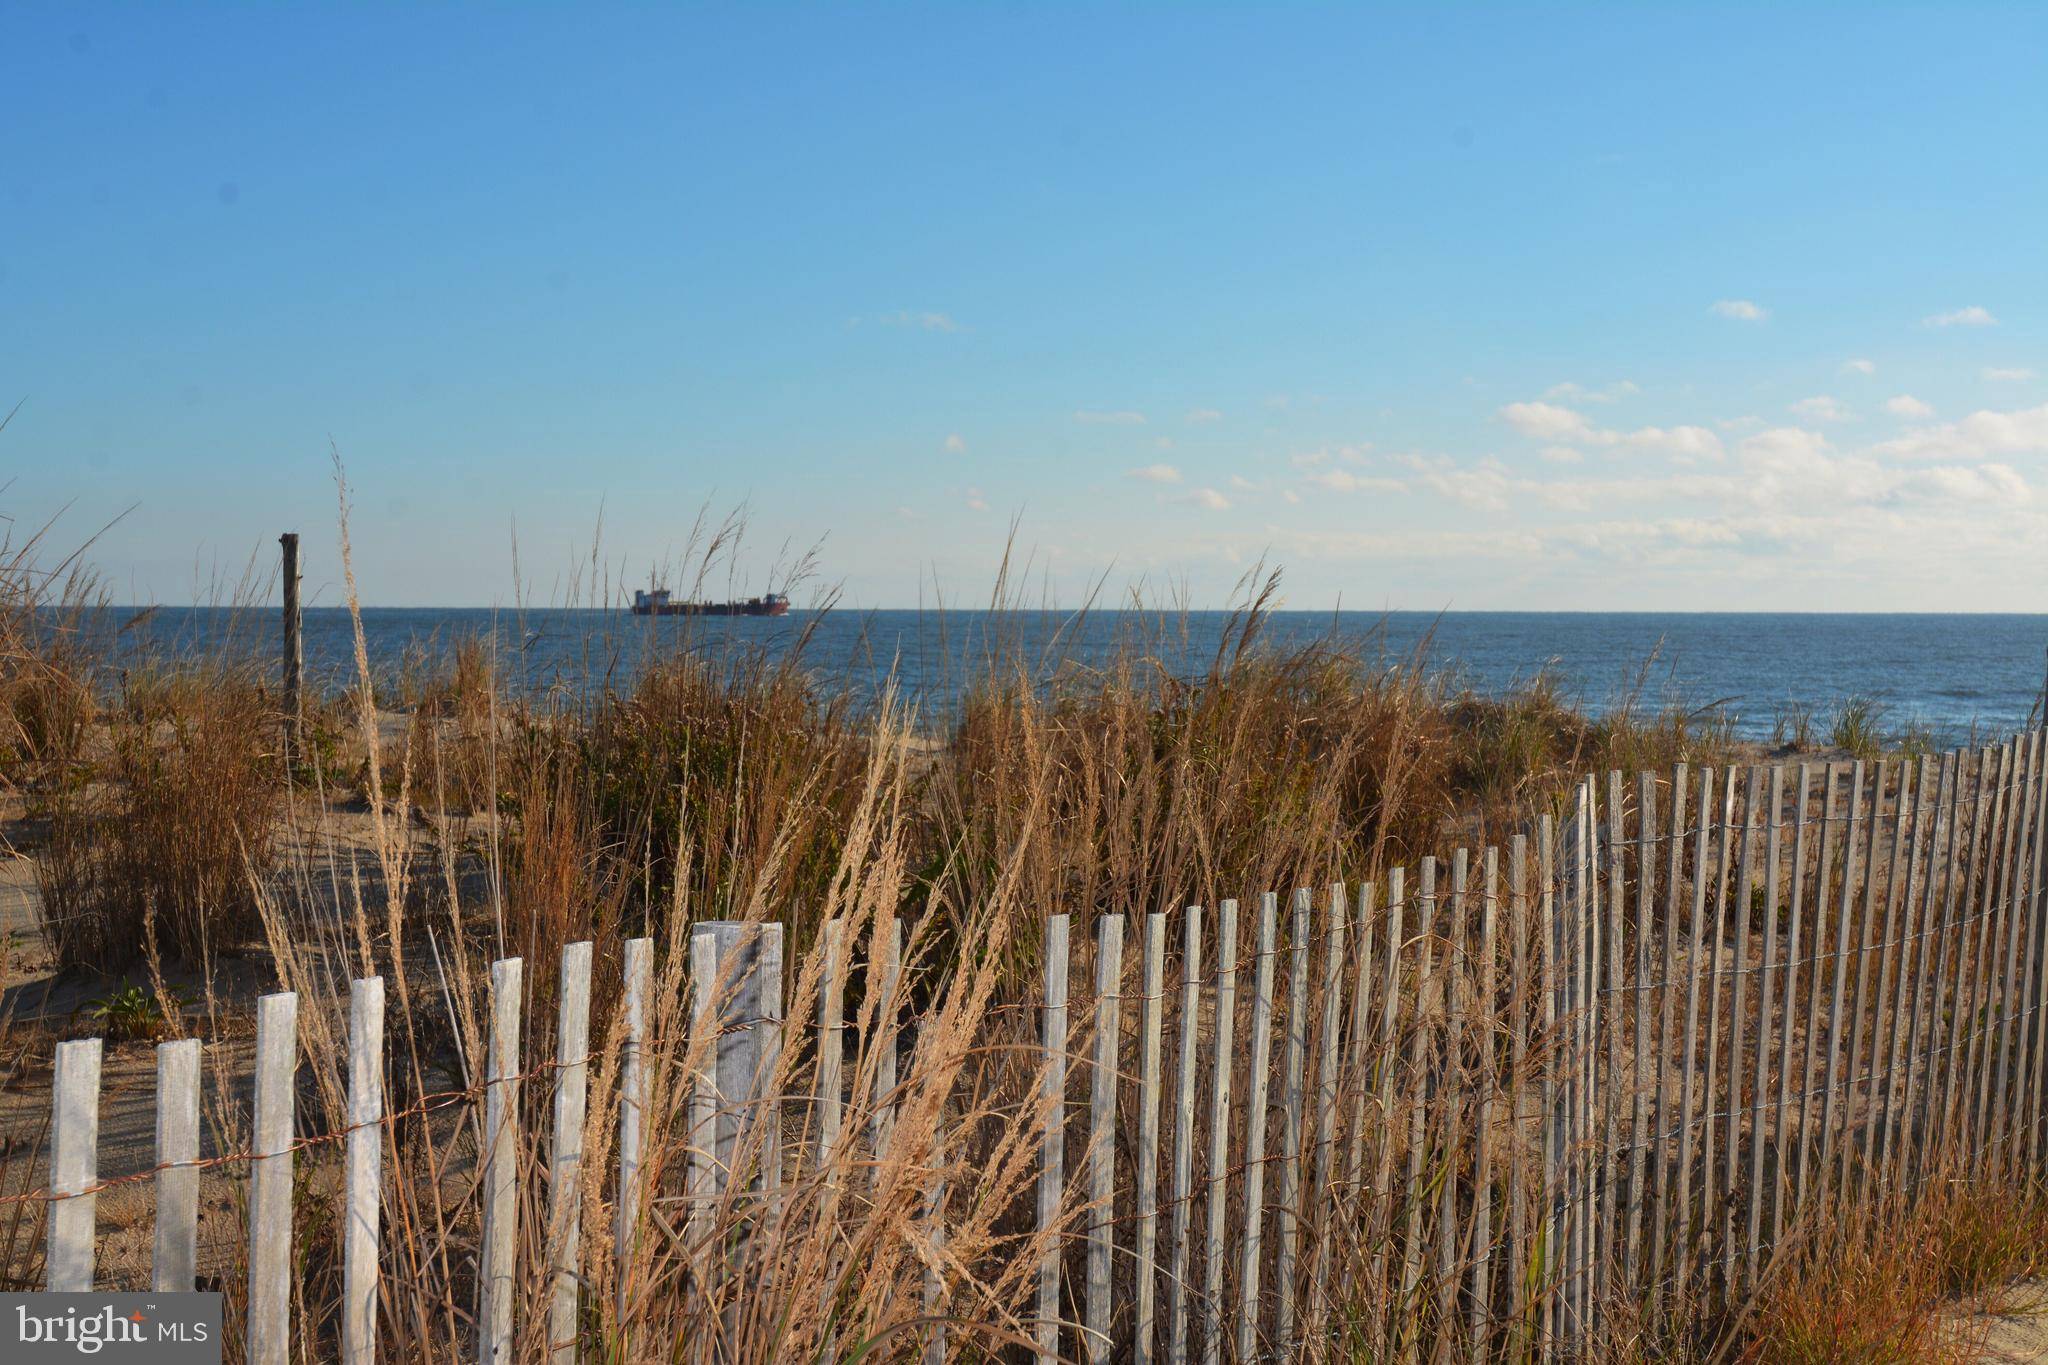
631 600 791 617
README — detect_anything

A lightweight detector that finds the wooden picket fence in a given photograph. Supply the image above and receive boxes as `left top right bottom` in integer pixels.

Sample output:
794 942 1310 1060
29 727 2048 1361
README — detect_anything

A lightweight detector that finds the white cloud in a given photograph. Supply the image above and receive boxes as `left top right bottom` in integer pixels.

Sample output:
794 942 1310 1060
1074 409 1146 425
1616 425 1722 460
1884 395 1934 419
1710 299 1768 321
1986 367 2036 382
1925 305 1997 328
1280 488 1301 504
1841 358 1877 375
1177 487 1231 511
1501 401 1593 442
1303 469 1406 495
964 488 988 512
1501 400 1721 459
1127 463 1182 485
1872 403 2048 462
943 433 966 454
1543 380 1639 404
1228 474 1263 492
1540 446 1585 465
1790 395 1852 422
1185 408 1224 424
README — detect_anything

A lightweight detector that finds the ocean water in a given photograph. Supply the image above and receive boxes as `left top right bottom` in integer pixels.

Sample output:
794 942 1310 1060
74 606 2048 746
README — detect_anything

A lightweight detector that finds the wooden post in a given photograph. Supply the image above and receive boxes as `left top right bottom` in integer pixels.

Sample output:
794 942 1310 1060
1819 764 1865 1198
153 1038 202 1294
1906 753 1963 1193
1674 768 1714 1296
1084 914 1125 1363
1794 764 1842 1214
1720 768 1760 1292
280 531 302 762
1377 869 1408 1358
479 962 522 1365
1626 774 1656 1288
47 1038 101 1291
614 937 652 1322
1993 734 2041 1170
1274 887 1312 1349
1538 822 1560 1361
1201 900 1239 1365
816 921 847 1165
1401 861 1438 1362
2022 730 2048 1177
343 977 385 1365
1344 883 1380 1197
1135 910 1167 1365
1745 765 1784 1288
1440 853 1470 1343
1878 761 1931 1193
1235 892 1280 1364
1306 882 1349 1345
1038 914 1071 1365
696 922 786 1194
870 920 904 1158
549 942 593 1364
1866 763 1917 1193
1648 764 1688 1314
1470 849 1500 1348
248 992 299 1365
1770 766 1812 1244
1697 768 1736 1284
1507 839 1532 1349
1167 906 1204 1365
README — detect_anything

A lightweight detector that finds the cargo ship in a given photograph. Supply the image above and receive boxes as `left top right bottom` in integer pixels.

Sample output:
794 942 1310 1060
631 588 791 617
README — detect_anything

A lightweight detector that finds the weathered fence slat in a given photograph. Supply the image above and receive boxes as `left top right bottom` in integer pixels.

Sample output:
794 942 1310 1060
1626 772 1655 1288
1440 853 1470 1343
1377 868 1408 1358
1200 899 1239 1365
1470 848 1500 1348
1305 882 1348 1344
1273 886 1312 1347
1235 892 1280 1363
1134 910 1167 1365
47 1037 101 1292
1037 913 1071 1365
816 920 846 1164
1166 906 1203 1365
153 1036 202 1295
479 962 522 1365
343 977 384 1365
249 991 299 1365
1673 767 1713 1296
1401 860 1437 1362
614 936 652 1320
1084 913 1125 1362
548 941 593 1364
1879 760 1931 1195
870 919 904 1157
1720 767 1760 1292
1647 763 1687 1310
1746 765 1784 1289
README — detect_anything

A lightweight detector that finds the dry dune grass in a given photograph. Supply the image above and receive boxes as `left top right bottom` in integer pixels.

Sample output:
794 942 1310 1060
4 481 2043 1361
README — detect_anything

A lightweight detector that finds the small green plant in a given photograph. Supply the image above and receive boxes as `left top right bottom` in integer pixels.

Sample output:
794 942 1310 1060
82 983 190 1042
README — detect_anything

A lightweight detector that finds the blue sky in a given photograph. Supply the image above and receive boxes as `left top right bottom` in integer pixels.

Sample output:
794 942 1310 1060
5 4 2046 609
